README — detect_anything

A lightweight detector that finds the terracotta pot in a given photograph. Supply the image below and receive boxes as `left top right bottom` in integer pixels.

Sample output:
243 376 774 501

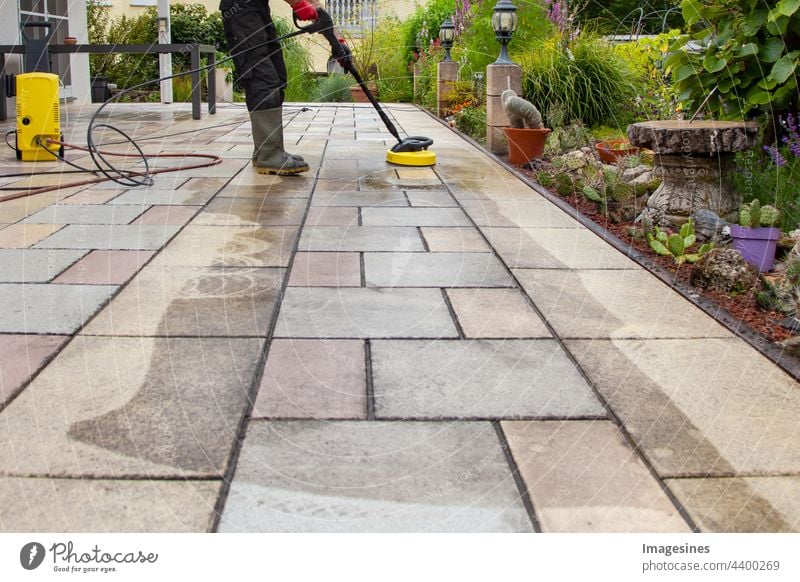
63 37 77 46
504 127 551 165
350 83 378 103
730 225 781 272
595 139 640 163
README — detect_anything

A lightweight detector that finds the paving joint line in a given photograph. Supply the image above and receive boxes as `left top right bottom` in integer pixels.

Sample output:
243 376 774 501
493 421 542 533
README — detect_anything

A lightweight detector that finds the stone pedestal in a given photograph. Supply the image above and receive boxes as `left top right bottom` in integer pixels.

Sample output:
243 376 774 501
628 120 759 224
437 61 459 118
486 63 522 155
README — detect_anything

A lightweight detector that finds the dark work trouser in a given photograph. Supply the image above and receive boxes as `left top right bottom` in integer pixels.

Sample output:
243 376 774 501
219 0 287 111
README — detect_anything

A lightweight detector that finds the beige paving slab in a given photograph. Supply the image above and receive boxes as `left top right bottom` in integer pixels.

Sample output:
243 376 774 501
0 224 63 248
361 207 471 227
665 476 800 532
299 226 424 252
0 336 262 478
274 287 459 339
448 178 543 201
305 206 358 226
516 269 732 339
503 420 690 532
406 191 458 207
152 225 298 267
253 339 367 419
60 190 121 205
566 338 800 477
21 204 145 225
0 477 221 532
365 252 515 288
447 289 551 338
193 198 306 226
33 224 181 251
462 200 580 228
485 227 638 269
311 190 408 207
420 227 490 253
83 266 284 337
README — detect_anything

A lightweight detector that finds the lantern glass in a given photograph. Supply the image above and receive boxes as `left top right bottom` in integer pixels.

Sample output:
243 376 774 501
439 27 454 44
492 11 517 34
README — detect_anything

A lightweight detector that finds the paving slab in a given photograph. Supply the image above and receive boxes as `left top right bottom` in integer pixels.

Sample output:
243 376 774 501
361 207 471 227
405 191 458 207
152 225 298 267
109 188 215 206
484 227 638 269
53 250 155 285
566 338 800 477
193 198 306 226
311 190 407 207
364 252 514 287
288 252 361 287
0 334 68 408
61 190 121 205
447 289 551 338
0 283 116 334
0 249 87 283
0 477 221 532
33 224 181 251
665 476 800 532
371 340 604 419
21 205 145 225
420 227 490 253
130 206 198 226
0 224 63 248
502 420 690 532
253 339 366 419
305 207 359 226
219 420 534 532
0 336 262 478
274 287 459 338
462 200 580 228
448 178 542 201
83 266 284 337
299 226 424 252
215 184 311 199
516 269 732 339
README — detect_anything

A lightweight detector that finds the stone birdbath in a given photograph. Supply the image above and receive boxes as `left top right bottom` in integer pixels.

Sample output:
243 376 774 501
628 120 759 225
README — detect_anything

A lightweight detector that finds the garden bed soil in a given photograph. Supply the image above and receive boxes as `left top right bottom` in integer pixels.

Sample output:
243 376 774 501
517 166 796 345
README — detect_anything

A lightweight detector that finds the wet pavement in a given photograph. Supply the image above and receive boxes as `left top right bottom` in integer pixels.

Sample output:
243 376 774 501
0 103 798 533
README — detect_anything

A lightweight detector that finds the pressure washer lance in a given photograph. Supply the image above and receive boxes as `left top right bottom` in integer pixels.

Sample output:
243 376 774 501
293 9 437 167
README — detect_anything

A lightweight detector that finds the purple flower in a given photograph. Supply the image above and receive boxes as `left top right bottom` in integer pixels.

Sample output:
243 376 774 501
764 145 787 167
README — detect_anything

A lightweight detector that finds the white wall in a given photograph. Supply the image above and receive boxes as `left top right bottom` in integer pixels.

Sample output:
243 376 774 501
68 0 91 105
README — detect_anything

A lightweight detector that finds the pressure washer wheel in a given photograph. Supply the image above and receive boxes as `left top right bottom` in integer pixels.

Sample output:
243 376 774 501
15 134 21 161
386 136 437 167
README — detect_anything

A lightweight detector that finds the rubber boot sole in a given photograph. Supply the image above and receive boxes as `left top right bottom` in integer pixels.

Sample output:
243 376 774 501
252 162 310 176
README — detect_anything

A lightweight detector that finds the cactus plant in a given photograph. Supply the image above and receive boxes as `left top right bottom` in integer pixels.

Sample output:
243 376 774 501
647 219 713 264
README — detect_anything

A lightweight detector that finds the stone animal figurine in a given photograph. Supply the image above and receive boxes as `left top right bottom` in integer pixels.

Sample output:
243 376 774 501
692 209 732 243
501 90 544 129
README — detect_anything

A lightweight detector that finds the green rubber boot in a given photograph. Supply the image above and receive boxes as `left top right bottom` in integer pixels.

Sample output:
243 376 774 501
250 108 309 176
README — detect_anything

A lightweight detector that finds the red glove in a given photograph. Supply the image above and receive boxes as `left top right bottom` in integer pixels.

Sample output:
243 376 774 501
292 0 318 21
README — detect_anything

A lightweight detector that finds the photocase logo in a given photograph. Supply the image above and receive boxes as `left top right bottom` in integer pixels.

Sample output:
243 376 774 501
20 542 46 570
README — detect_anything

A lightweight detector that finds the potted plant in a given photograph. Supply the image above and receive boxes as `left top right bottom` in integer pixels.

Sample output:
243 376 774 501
595 139 640 164
730 200 782 272
501 90 550 165
346 27 380 103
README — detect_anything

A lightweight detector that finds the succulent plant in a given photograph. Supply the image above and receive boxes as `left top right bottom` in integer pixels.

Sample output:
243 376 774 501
647 219 713 264
759 204 782 227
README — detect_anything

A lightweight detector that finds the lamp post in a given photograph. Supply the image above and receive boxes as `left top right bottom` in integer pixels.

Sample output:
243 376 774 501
439 17 456 62
492 0 518 65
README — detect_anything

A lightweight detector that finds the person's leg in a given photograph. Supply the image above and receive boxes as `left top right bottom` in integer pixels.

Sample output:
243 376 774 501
220 0 308 175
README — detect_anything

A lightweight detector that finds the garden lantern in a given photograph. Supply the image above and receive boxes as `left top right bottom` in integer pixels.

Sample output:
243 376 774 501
491 0 518 64
439 16 456 62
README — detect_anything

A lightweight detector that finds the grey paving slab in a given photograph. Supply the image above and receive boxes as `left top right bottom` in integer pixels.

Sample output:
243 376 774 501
299 226 424 252
361 207 471 227
503 420 690 532
83 266 284 337
193 198 306 226
420 227 491 253
665 476 800 532
311 190 408 207
516 269 732 339
448 178 543 201
219 420 534 532
0 477 221 532
21 205 145 225
406 191 458 207
0 249 87 283
371 340 604 419
0 336 262 478
484 227 638 269
109 188 215 206
253 339 367 419
215 184 311 199
33 224 181 251
274 288 459 338
462 200 580 228
152 226 298 267
364 252 515 287
447 289 551 338
0 283 116 334
566 338 800 477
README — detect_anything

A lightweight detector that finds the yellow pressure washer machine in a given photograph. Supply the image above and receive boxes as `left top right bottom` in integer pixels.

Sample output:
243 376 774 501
5 20 63 161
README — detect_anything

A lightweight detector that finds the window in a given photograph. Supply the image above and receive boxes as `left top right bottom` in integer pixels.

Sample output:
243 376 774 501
327 0 377 33
19 0 71 88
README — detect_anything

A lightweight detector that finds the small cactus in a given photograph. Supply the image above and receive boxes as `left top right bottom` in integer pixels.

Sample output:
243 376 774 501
647 219 713 264
760 204 781 227
739 200 762 227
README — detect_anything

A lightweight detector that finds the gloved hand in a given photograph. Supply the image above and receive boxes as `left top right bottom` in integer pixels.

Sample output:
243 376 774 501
292 0 318 21
336 38 351 67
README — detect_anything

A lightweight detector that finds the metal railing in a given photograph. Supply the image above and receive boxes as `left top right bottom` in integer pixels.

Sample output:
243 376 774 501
327 0 377 33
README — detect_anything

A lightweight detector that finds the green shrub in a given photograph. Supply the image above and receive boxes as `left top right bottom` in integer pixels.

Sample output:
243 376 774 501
455 105 486 143
312 74 354 102
520 32 637 128
273 17 315 102
373 18 414 102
